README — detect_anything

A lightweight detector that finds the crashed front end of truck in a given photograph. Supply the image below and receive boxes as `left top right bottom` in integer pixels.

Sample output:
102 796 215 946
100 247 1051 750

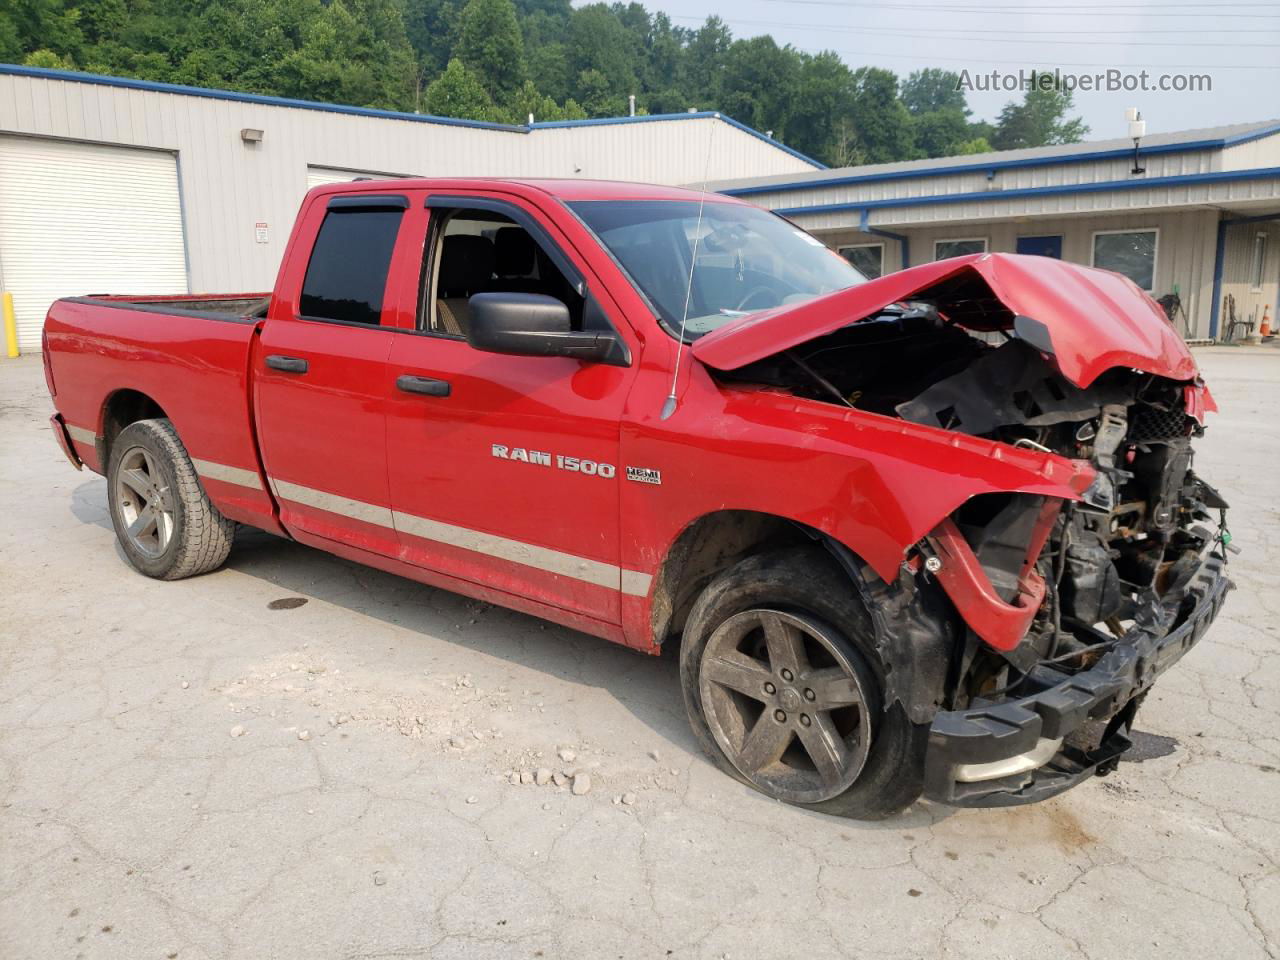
696 253 1234 806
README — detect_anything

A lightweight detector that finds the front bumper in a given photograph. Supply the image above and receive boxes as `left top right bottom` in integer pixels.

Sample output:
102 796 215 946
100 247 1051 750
923 552 1231 807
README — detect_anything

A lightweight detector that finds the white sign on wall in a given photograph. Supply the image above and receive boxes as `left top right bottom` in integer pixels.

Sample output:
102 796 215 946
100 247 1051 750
254 222 269 244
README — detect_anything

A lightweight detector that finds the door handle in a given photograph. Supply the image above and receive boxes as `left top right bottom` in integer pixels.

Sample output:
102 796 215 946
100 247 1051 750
266 355 308 374
396 374 451 398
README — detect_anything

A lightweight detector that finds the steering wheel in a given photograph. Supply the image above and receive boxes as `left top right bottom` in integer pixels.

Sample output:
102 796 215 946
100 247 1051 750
735 286 777 311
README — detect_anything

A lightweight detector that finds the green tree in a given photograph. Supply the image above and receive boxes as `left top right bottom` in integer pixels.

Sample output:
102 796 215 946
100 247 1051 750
405 0 462 78
507 78 586 123
789 51 856 165
567 4 640 103
456 0 525 100
991 72 1089 149
682 16 731 108
901 68 968 116
719 35 799 139
423 56 505 122
841 67 916 165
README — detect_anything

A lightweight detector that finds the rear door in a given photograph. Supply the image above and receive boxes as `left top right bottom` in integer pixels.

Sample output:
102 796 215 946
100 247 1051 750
253 192 412 555
382 193 636 622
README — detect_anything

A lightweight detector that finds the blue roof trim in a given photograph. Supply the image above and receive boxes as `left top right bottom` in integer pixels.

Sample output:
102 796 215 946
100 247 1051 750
0 63 528 131
772 166 1280 217
0 64 826 167
723 123 1280 198
531 111 826 169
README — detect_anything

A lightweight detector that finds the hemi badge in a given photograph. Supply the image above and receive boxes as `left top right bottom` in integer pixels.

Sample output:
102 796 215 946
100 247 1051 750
626 466 662 485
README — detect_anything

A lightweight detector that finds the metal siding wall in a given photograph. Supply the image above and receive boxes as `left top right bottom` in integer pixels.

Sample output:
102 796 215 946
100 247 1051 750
1219 220 1280 334
1221 134 1280 172
740 150 1219 213
0 75 816 307
807 209 1221 339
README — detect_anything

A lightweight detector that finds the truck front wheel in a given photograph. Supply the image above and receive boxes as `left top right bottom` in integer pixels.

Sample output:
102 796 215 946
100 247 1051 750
679 548 928 819
106 418 235 580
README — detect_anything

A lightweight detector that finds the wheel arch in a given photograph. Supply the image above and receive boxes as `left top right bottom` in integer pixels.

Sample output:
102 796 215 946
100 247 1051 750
99 388 170 467
650 509 853 648
651 509 957 724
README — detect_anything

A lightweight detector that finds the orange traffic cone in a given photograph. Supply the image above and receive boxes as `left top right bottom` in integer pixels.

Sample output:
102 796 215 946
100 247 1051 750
1261 305 1273 338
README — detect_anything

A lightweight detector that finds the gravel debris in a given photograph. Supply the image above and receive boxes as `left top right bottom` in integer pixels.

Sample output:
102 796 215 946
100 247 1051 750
373 871 386 886
466 796 478 805
557 748 576 763
519 770 534 785
572 773 592 796
181 681 190 690
229 725 245 738
552 772 568 787
297 729 311 741
534 767 552 786
622 792 637 806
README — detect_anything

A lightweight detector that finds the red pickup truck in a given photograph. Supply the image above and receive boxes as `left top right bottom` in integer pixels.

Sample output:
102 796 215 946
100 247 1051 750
43 178 1231 817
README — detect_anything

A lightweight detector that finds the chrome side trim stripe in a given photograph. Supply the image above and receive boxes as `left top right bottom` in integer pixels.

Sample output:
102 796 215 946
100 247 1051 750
188 459 652 596
621 569 653 598
394 510 620 589
66 424 96 446
273 479 395 529
267 474 654 596
192 458 264 490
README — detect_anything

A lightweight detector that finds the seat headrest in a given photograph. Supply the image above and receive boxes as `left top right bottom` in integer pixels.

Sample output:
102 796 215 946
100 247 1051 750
439 235 494 296
494 227 536 277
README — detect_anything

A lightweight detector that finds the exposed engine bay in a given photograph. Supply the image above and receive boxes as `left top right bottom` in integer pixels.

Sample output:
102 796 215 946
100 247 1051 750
718 292 1233 769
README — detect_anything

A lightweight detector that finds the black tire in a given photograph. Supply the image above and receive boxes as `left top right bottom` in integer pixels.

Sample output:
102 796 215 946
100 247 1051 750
680 547 928 819
106 418 235 580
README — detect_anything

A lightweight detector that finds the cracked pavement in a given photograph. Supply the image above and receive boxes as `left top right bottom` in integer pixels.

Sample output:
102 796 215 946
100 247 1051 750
2 346 1278 960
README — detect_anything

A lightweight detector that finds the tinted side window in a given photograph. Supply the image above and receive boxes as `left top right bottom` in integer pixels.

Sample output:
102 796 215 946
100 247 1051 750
299 208 404 325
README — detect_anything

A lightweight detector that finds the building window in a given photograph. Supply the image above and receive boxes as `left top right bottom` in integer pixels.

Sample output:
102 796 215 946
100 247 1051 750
300 207 404 325
1091 229 1158 292
838 243 884 279
934 238 987 260
1251 232 1269 292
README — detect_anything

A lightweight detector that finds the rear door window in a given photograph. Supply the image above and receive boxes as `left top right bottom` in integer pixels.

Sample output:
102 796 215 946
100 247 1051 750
300 207 404 325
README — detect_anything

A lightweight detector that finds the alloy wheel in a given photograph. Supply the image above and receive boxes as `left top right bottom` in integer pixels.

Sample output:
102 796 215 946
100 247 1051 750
114 446 175 559
698 608 876 804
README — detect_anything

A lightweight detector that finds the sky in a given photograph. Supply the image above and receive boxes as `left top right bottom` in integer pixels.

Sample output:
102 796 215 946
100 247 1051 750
634 0 1280 141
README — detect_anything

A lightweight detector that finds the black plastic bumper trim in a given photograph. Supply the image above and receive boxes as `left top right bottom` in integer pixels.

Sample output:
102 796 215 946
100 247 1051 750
923 554 1231 807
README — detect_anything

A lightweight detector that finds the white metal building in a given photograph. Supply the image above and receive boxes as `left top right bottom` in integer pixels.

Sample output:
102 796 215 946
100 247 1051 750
712 121 1280 341
0 65 822 351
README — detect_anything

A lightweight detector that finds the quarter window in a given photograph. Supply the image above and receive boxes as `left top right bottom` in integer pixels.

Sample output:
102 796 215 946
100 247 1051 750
934 238 987 260
1092 229 1158 292
839 244 884 279
300 207 404 325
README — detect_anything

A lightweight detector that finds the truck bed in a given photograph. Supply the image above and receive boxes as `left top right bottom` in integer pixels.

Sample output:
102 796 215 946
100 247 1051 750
43 293 277 533
62 292 271 322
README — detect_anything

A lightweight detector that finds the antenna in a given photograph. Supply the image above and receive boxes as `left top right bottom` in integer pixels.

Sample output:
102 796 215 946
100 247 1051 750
660 116 718 421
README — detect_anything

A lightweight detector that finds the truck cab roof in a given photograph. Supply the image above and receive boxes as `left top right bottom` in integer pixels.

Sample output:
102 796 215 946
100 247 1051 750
309 177 743 205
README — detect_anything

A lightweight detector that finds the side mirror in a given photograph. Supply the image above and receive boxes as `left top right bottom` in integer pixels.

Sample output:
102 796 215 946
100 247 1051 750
466 293 627 365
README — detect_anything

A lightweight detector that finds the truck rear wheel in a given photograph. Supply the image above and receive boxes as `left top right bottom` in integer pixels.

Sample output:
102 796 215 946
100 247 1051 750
106 418 235 580
679 548 927 819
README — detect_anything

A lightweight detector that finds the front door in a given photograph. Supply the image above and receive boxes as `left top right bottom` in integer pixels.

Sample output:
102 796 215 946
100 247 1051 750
383 196 634 622
1016 235 1063 259
253 193 410 555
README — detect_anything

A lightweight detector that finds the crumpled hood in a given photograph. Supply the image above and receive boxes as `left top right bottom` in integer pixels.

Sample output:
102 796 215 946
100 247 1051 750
690 252 1199 388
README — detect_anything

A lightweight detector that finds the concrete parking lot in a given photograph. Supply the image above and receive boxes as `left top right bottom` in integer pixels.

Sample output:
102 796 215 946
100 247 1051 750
2 346 1278 960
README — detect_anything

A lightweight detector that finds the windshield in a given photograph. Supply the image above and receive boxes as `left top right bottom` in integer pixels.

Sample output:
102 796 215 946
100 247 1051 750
569 199 866 339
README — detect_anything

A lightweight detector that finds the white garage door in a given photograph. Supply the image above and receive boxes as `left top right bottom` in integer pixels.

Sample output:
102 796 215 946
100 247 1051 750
0 136 188 351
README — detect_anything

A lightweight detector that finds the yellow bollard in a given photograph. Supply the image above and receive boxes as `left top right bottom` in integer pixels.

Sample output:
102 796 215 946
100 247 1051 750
2 292 18 358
